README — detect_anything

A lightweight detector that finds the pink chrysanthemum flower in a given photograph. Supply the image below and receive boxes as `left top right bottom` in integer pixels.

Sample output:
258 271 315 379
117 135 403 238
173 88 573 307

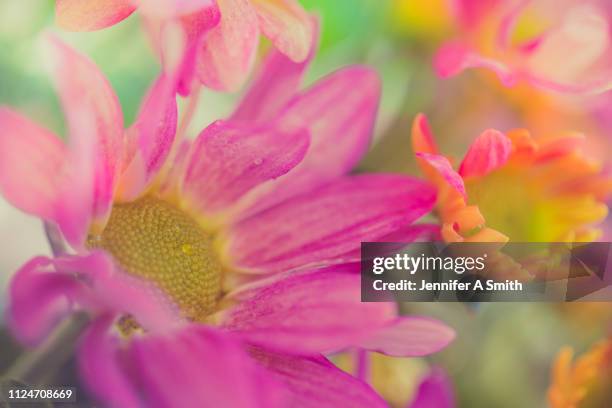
411 113 612 243
55 0 313 92
0 36 454 406
435 0 612 94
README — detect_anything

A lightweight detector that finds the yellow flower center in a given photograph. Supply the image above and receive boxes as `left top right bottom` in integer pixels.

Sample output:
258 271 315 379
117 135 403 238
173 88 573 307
88 196 223 322
466 163 607 242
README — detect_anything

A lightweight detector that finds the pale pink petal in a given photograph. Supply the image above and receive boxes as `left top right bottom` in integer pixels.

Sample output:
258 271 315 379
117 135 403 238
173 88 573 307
182 120 309 217
224 175 436 273
458 129 511 178
240 66 382 216
48 36 124 232
409 368 456 408
137 0 216 18
251 348 387 408
55 0 136 31
250 0 313 62
231 17 319 123
0 109 66 222
357 317 456 357
128 325 284 407
434 41 517 86
79 316 142 408
196 0 259 91
525 5 611 88
415 153 467 199
222 268 396 354
117 74 178 201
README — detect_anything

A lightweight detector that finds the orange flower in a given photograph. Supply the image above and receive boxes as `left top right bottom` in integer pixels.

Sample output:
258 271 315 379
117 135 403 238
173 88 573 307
548 338 612 408
412 113 612 243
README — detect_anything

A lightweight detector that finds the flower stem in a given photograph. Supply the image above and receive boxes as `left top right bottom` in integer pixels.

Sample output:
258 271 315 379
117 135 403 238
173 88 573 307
43 222 66 256
2 312 89 385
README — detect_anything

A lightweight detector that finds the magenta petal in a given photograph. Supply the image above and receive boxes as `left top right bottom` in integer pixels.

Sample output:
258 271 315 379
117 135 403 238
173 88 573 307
78 316 142 408
222 268 396 354
225 175 436 273
409 368 456 408
458 129 512 178
126 325 284 407
47 36 124 234
358 317 455 357
231 17 319 123
8 256 83 347
416 152 467 199
251 348 387 408
244 66 381 215
182 120 310 217
119 74 178 201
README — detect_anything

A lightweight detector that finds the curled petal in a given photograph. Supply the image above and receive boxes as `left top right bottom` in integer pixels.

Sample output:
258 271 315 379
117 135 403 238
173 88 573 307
196 0 260 91
182 120 309 219
224 175 436 273
8 251 179 347
251 348 387 408
357 317 455 357
222 267 396 354
416 153 466 199
55 0 136 31
458 129 512 178
8 256 84 347
250 0 313 62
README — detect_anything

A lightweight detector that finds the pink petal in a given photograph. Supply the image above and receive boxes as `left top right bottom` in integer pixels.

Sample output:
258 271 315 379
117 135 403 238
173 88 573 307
251 348 387 408
241 66 382 216
182 120 310 217
222 268 396 354
138 0 217 18
47 36 124 236
433 41 517 86
458 129 511 178
411 113 439 155
117 74 178 201
55 0 136 31
250 0 314 62
127 325 284 407
415 153 467 199
196 0 260 91
8 256 83 347
0 109 66 222
231 17 319 123
358 317 456 357
224 175 436 273
409 368 456 408
78 316 142 408
8 251 179 347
